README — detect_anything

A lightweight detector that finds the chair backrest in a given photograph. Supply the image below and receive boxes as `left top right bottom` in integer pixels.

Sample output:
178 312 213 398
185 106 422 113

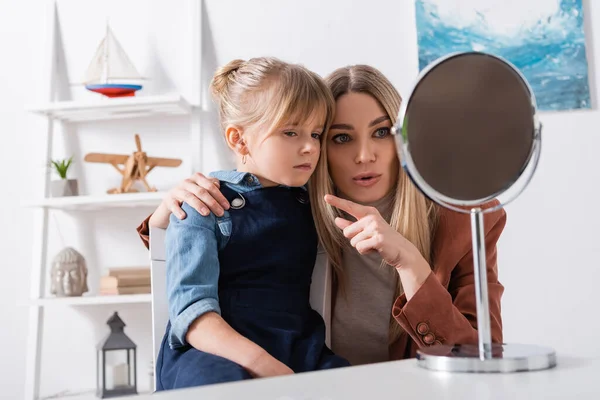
149 226 168 391
311 247 332 345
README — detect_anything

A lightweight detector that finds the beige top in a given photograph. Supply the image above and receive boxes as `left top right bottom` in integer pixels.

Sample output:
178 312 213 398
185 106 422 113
330 192 399 366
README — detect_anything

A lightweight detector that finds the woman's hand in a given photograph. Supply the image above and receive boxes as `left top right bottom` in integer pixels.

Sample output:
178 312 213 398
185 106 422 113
324 194 432 300
148 173 231 229
324 194 422 268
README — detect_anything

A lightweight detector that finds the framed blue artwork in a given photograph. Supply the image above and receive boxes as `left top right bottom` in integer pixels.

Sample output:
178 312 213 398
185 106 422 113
415 0 591 111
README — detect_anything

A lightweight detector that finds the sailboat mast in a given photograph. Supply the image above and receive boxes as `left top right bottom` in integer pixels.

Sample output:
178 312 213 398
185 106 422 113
101 23 109 84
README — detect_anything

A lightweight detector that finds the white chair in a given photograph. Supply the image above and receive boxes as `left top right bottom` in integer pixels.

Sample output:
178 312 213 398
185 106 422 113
148 226 331 390
149 226 168 392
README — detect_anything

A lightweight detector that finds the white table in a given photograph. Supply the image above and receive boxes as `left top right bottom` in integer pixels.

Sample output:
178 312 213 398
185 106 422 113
138 355 600 399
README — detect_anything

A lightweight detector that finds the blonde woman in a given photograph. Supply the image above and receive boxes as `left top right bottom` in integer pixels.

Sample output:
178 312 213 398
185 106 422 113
138 65 505 366
152 57 349 391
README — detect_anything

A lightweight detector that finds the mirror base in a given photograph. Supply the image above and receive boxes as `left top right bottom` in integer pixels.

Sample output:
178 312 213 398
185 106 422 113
416 343 557 373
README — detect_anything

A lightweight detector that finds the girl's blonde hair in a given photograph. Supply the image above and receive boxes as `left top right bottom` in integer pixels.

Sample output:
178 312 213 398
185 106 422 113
308 65 438 344
210 57 335 140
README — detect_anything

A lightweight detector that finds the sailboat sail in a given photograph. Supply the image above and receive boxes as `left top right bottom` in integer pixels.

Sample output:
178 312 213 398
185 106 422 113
83 27 143 85
82 37 106 84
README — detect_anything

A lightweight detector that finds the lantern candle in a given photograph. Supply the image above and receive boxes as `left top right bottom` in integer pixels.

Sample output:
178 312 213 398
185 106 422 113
113 363 129 387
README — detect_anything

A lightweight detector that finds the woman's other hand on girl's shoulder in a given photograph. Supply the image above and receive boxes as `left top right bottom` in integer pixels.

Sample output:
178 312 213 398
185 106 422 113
150 172 232 229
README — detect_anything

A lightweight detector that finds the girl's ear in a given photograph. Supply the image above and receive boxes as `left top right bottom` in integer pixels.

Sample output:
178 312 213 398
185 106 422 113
224 125 249 156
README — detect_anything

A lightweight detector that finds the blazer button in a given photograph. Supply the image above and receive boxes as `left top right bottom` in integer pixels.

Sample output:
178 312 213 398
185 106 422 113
416 322 429 335
434 340 443 346
423 333 435 345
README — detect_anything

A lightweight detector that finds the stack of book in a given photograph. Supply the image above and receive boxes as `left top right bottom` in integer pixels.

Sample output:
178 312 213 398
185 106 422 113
99 267 151 295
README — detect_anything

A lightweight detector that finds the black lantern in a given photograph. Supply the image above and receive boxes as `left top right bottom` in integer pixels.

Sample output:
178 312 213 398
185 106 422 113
96 312 138 398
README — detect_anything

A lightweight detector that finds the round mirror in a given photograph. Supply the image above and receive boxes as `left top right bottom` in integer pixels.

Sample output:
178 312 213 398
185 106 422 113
393 51 554 373
395 51 541 213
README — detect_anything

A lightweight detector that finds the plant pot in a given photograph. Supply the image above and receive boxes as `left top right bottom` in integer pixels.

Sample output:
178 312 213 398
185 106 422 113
50 179 79 197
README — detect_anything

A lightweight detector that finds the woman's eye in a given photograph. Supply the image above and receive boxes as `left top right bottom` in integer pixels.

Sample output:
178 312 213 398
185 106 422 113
332 134 351 144
284 131 297 137
311 132 322 140
373 127 390 138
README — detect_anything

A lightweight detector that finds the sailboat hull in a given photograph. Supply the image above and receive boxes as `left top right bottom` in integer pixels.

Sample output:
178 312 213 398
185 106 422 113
85 84 142 98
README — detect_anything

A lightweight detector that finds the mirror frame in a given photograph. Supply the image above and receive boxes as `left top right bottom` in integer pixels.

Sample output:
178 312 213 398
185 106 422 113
392 51 543 214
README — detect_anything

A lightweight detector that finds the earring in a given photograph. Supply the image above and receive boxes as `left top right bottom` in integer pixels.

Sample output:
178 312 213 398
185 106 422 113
242 154 247 165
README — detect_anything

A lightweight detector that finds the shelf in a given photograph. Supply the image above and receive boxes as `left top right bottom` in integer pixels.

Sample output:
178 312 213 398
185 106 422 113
24 191 166 211
28 94 193 122
35 294 152 307
40 389 152 400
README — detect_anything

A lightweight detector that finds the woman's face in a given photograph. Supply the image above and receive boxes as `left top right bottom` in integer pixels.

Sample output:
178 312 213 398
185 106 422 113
327 92 399 204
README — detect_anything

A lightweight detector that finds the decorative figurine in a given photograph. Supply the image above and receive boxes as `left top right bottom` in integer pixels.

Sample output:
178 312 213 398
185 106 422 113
50 247 88 297
84 134 182 194
82 24 144 97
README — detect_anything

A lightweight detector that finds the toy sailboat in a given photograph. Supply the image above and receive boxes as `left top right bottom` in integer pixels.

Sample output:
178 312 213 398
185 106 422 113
82 25 144 97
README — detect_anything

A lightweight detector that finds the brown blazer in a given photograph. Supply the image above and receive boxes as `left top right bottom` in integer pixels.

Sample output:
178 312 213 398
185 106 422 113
389 204 506 359
136 203 506 362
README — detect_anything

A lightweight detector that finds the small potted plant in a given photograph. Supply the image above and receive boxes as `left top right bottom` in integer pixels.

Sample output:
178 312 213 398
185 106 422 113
49 157 79 197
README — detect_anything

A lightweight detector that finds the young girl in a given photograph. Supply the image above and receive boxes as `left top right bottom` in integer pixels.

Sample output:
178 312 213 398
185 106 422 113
153 57 349 390
140 65 505 366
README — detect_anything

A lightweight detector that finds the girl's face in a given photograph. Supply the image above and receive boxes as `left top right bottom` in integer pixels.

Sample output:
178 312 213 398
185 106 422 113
242 110 324 188
327 92 399 203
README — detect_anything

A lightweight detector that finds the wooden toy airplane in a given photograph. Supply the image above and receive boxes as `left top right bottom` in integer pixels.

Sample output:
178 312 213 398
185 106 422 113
84 134 182 194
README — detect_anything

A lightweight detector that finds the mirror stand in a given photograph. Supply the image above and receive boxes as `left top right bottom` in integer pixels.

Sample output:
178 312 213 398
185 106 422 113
395 51 558 373
416 207 556 373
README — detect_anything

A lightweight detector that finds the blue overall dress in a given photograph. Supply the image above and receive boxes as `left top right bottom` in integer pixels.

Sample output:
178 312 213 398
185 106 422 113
156 184 349 390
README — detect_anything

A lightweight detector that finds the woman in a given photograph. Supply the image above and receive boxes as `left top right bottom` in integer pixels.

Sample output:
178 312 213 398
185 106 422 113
137 64 505 365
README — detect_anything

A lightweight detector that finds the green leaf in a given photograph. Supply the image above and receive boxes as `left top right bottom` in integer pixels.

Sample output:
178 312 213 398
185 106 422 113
49 156 74 179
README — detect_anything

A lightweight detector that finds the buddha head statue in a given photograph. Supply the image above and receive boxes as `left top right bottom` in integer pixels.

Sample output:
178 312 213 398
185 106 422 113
50 247 88 297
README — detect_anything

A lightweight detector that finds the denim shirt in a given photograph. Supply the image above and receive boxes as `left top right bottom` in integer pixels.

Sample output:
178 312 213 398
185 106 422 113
165 170 307 349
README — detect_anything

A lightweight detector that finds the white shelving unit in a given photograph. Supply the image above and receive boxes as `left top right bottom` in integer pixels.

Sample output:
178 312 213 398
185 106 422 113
25 1 203 399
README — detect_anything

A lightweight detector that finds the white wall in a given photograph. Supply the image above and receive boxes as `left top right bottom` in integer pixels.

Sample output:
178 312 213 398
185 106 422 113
202 0 600 357
1 0 599 399
1 2 44 398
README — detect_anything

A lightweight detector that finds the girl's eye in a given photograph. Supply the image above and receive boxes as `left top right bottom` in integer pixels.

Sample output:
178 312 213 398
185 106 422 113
284 131 297 137
311 132 322 140
332 134 351 144
373 127 390 138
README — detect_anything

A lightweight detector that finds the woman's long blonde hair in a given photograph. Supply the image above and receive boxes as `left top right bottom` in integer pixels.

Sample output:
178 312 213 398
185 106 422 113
308 65 438 344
